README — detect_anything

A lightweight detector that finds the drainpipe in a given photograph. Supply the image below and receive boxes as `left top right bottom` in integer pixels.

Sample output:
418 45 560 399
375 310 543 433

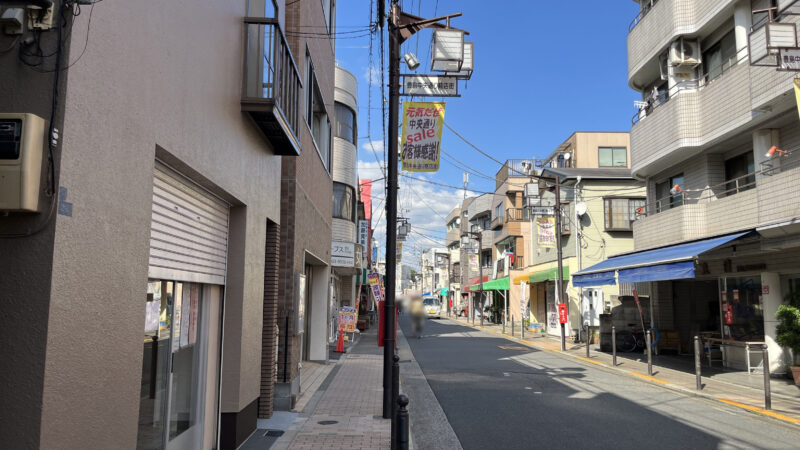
575 178 584 342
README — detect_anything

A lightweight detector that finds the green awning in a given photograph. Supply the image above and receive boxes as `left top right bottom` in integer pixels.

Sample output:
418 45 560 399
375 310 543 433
528 266 570 283
470 276 510 292
440 287 449 295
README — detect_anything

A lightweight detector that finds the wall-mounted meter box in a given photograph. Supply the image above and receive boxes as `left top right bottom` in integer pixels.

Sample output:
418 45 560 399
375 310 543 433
0 113 45 212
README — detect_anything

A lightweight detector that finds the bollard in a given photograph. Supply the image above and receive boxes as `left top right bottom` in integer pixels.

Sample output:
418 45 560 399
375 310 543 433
511 316 514 337
611 326 617 367
694 336 702 390
503 314 506 334
395 394 410 450
646 330 653 376
522 319 525 339
762 344 771 410
585 324 590 358
391 354 400 444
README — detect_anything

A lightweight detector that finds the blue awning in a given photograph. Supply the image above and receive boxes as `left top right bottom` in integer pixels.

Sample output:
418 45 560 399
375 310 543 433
572 232 749 286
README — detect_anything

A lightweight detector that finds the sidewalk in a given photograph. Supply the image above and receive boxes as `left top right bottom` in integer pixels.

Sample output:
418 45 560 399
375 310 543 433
272 326 391 450
448 315 800 425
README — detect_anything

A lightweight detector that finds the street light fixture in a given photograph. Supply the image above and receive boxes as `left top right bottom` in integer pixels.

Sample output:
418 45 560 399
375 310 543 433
403 52 421 71
431 29 465 72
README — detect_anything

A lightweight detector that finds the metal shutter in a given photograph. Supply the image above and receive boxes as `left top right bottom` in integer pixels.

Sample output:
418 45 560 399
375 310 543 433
148 161 229 285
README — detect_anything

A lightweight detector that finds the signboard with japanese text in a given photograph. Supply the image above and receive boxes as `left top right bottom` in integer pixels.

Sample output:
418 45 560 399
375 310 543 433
469 254 479 272
338 306 358 333
401 75 458 97
558 303 568 324
332 241 355 267
725 304 734 325
401 101 445 172
396 242 403 262
358 220 369 259
537 217 556 248
367 272 383 307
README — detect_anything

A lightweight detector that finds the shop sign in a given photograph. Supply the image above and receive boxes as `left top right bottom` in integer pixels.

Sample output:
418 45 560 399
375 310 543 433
402 75 458 97
358 220 369 258
469 254 479 271
400 101 445 172
537 217 556 248
725 304 734 325
338 306 358 333
732 289 740 303
367 272 383 306
558 303 568 324
332 242 355 267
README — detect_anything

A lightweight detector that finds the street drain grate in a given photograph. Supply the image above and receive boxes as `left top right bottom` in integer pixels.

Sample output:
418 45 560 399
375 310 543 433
264 430 284 437
318 420 338 425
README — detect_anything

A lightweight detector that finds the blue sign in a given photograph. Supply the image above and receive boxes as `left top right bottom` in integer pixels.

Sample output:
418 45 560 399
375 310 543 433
372 246 378 263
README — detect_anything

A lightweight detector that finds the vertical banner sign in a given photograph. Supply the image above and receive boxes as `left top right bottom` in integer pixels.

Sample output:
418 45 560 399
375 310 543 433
367 272 383 307
725 304 734 325
794 78 800 121
558 303 568 324
401 101 445 172
469 254 479 271
338 306 358 333
396 242 403 262
537 217 556 248
358 220 369 259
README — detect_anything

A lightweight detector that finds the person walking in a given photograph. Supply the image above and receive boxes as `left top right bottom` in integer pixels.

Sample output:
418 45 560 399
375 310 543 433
410 296 425 338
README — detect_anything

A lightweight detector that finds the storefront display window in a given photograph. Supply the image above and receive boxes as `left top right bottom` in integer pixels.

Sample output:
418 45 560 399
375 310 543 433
722 276 764 340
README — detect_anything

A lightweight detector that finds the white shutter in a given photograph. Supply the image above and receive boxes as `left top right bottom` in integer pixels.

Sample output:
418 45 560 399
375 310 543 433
148 161 229 285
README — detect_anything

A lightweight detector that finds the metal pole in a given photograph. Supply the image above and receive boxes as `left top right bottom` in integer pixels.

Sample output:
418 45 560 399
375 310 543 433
612 326 617 367
646 329 653 376
511 316 514 336
554 176 566 351
383 3 400 419
395 394 410 450
522 316 525 339
391 353 400 442
762 344 771 410
694 336 702 390
585 324 590 358
478 232 483 327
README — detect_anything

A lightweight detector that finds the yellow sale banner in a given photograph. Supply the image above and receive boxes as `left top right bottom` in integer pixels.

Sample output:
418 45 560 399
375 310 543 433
794 78 800 121
537 217 556 248
401 101 445 172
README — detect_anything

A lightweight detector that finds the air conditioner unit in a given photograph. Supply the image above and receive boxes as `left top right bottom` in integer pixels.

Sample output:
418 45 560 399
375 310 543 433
669 38 701 67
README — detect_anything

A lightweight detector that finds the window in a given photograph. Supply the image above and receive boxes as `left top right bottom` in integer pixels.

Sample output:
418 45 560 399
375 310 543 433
598 147 627 167
334 102 356 144
724 152 755 195
306 55 331 170
447 218 460 231
481 251 492 267
448 243 459 251
655 174 684 212
560 202 571 234
247 0 276 17
604 198 646 231
702 29 736 83
495 204 504 220
332 182 355 221
321 0 335 35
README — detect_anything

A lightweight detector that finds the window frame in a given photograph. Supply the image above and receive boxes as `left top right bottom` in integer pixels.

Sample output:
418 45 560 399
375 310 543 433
724 151 755 196
598 147 628 168
305 53 332 172
604 197 647 231
334 102 356 145
332 182 355 222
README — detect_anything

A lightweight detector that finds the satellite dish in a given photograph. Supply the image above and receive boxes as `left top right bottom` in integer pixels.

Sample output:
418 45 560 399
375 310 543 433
563 152 572 160
575 202 588 217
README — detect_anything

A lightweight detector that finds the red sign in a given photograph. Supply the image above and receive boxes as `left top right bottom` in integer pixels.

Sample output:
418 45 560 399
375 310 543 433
732 289 740 303
762 285 770 295
725 305 734 325
558 303 568 324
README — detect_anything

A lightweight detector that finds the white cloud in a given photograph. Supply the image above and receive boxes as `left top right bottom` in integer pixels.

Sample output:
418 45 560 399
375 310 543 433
363 65 382 85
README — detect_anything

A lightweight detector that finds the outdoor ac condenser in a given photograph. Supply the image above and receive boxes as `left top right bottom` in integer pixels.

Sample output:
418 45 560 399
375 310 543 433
0 113 45 212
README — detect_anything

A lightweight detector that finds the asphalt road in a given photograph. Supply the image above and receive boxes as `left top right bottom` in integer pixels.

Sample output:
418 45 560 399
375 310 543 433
399 315 800 450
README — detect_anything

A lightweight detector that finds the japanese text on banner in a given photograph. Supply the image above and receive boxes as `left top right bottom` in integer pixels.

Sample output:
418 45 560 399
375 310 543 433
537 217 556 248
401 101 445 172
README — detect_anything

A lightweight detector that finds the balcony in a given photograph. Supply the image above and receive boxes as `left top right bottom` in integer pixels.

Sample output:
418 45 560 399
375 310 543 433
446 228 461 246
495 159 535 190
242 18 302 156
632 158 800 249
505 208 529 223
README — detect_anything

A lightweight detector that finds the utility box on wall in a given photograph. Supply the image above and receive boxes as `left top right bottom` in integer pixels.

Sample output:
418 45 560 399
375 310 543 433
0 113 45 212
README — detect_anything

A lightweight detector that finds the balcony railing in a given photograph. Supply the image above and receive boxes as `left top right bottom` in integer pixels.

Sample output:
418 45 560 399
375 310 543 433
496 159 535 189
505 208 529 223
628 0 660 32
242 18 302 156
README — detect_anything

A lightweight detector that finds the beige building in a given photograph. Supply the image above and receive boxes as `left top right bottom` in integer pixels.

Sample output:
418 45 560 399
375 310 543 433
0 1 335 449
589 0 800 372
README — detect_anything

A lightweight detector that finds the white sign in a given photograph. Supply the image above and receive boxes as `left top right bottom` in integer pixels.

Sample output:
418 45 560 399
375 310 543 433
331 241 355 267
358 220 369 258
402 75 458 97
780 48 800 71
530 206 555 216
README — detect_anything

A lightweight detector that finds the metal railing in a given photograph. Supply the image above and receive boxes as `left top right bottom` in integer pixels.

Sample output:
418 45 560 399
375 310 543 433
628 0 660 32
243 18 302 139
496 159 535 188
631 51 748 126
505 208 530 223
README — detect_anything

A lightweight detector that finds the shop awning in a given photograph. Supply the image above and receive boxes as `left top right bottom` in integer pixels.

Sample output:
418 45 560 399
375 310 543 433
529 266 570 283
469 276 510 291
572 232 749 286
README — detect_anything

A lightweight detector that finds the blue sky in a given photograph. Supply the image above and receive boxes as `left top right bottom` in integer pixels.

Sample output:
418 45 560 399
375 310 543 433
334 0 640 265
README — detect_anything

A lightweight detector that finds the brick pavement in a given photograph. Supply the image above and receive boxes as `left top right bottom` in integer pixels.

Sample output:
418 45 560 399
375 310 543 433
275 340 391 449
449 315 800 425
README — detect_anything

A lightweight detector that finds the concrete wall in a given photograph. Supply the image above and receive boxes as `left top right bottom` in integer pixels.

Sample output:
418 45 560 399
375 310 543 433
0 1 286 448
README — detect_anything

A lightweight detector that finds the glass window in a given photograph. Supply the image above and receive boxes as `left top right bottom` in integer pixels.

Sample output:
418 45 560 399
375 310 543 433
703 29 737 83
495 204 504 220
724 151 755 195
604 198 646 231
334 102 356 144
598 147 627 167
248 0 277 17
723 276 764 340
321 0 335 35
307 56 331 170
655 174 684 212
332 182 355 221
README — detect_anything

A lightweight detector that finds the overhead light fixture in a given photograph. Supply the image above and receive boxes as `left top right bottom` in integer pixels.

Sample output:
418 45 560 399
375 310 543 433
765 145 786 158
403 52 420 71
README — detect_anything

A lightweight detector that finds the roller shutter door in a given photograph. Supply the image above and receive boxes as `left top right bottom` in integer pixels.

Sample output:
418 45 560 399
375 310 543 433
148 161 229 285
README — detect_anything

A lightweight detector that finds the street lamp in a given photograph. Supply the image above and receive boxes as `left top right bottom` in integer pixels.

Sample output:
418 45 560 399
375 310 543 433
461 231 483 327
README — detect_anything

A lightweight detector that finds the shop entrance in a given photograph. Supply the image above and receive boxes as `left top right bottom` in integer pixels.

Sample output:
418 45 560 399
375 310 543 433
137 281 222 450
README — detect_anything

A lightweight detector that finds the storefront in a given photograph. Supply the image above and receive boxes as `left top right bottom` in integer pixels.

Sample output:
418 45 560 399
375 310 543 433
138 162 227 449
513 266 570 337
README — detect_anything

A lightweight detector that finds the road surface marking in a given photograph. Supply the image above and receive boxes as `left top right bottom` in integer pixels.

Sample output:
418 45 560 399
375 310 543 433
628 372 669 385
577 356 604 366
717 399 800 424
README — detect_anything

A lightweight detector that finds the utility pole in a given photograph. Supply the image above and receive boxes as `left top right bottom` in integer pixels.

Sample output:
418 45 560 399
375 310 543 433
554 175 566 351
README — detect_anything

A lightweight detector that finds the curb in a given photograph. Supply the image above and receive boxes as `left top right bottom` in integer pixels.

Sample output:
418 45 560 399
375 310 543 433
448 317 800 427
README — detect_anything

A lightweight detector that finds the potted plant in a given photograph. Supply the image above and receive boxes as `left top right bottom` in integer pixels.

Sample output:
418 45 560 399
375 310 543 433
775 291 800 385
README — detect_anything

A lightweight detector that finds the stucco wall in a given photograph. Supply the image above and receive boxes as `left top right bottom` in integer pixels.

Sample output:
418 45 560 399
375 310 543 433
25 1 283 448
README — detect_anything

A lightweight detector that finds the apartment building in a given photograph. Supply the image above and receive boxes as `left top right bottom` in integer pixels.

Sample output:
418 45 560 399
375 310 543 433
573 0 800 371
445 205 462 310
0 1 331 448
462 193 494 317
421 247 450 298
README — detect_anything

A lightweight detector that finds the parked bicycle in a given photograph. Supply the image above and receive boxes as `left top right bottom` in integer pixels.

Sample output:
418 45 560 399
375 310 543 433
615 326 658 353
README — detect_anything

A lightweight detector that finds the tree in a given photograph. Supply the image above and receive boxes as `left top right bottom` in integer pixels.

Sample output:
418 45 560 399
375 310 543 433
776 291 800 367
